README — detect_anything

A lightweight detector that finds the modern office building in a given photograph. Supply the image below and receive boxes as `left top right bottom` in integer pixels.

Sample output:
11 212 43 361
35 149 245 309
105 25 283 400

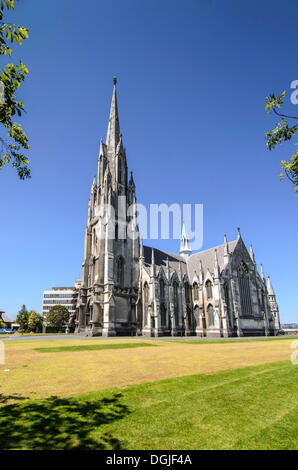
42 282 81 319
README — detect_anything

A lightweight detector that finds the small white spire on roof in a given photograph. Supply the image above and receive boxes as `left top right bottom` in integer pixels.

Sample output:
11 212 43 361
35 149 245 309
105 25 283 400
179 221 192 259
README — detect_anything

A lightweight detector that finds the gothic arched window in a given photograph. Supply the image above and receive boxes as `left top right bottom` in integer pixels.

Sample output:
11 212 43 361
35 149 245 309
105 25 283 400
193 282 199 300
205 280 213 299
159 278 165 300
207 304 214 326
261 289 265 310
144 282 149 305
116 256 124 286
238 261 252 315
173 281 179 324
224 281 231 319
160 303 166 326
184 282 190 303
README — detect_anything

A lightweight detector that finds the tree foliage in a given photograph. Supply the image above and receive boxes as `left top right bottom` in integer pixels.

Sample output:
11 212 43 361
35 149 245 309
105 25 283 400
0 319 6 328
0 0 30 179
15 304 29 330
46 305 69 329
265 91 298 193
28 310 43 332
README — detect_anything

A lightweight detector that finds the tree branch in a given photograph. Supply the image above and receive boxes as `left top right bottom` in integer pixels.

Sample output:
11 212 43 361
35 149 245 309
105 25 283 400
273 108 298 120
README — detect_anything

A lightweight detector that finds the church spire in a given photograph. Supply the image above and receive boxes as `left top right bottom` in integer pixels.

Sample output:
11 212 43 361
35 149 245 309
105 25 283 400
106 77 121 154
179 221 192 259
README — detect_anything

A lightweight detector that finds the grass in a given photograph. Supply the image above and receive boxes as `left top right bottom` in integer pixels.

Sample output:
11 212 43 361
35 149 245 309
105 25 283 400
0 337 294 400
34 342 158 353
161 336 295 345
0 360 296 450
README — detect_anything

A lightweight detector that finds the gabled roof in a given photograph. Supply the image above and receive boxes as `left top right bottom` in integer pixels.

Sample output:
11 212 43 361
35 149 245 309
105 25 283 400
143 245 187 275
143 240 239 281
187 239 238 280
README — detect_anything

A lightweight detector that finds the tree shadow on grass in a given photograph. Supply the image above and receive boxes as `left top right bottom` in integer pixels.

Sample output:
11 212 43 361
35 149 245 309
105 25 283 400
0 392 129 450
0 393 27 405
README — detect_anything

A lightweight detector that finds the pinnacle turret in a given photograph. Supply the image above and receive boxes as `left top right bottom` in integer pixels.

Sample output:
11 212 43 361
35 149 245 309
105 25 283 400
260 264 265 282
267 275 275 296
250 244 255 264
214 248 220 278
179 221 192 259
223 234 230 266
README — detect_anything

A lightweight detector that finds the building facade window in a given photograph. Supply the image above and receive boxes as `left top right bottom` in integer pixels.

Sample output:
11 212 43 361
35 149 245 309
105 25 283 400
238 261 252 316
207 304 214 326
144 282 149 305
159 278 165 300
184 282 190 303
160 303 166 326
205 280 213 299
193 282 199 300
173 281 179 325
116 256 124 286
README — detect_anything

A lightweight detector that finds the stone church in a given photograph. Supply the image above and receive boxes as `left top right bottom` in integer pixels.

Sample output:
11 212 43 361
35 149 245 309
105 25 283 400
73 79 280 337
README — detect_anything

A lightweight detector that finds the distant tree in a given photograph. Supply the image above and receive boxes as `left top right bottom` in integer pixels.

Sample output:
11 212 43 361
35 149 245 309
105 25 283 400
265 90 298 193
0 319 6 328
46 305 69 329
28 310 43 333
0 0 30 179
15 304 29 330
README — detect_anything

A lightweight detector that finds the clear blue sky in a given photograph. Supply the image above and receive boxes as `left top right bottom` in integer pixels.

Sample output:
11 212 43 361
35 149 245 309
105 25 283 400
0 0 297 322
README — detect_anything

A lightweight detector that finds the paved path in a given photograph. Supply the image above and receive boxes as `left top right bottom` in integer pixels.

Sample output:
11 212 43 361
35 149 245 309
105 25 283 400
1 334 296 342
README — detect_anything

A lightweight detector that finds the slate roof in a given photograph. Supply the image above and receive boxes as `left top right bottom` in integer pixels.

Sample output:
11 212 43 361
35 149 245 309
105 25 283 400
143 245 187 275
143 239 239 282
187 239 238 281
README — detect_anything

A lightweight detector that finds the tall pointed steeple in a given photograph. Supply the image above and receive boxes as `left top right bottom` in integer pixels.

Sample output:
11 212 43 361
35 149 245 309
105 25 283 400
106 77 121 154
179 221 192 259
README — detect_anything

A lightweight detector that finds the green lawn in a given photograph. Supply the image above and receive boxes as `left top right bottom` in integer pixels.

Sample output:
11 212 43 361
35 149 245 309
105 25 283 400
34 342 158 353
161 336 295 345
0 360 297 450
